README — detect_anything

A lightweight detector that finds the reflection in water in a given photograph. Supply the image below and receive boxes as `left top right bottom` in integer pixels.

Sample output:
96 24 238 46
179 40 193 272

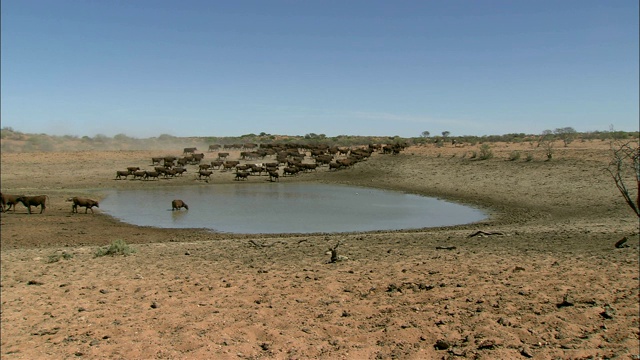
171 209 188 223
100 183 487 234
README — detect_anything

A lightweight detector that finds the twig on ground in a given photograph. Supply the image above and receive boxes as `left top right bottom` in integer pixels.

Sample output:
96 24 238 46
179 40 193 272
468 230 505 238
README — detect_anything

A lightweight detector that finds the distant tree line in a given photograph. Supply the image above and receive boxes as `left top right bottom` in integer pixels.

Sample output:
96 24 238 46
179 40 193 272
0 126 637 153
414 127 637 147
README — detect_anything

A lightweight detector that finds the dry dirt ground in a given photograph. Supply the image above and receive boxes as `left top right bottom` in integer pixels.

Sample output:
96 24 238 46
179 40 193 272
1 140 638 359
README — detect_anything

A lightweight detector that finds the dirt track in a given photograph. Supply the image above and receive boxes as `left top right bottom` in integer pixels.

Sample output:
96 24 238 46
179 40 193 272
1 140 638 359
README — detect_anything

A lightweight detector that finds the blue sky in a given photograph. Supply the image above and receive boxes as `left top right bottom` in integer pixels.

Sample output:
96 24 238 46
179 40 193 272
1 0 638 138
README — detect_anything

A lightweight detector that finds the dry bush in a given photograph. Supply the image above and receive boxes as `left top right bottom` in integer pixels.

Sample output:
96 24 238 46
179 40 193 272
606 140 640 217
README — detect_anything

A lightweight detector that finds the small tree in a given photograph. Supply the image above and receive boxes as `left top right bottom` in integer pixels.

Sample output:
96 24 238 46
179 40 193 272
442 131 450 139
537 130 555 160
554 127 577 147
421 131 430 138
606 141 640 217
543 140 554 160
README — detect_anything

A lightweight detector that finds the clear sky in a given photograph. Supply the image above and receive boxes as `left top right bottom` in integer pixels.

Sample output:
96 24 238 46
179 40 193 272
2 0 638 138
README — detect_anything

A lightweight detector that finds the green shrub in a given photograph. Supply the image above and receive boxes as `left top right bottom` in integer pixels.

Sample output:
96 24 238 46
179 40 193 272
479 144 494 160
95 239 136 257
508 151 521 161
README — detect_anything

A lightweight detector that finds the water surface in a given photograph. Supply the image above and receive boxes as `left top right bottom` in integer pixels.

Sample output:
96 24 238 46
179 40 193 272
100 183 486 234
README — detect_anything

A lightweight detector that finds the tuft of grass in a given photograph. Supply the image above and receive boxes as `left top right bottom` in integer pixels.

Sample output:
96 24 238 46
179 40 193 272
469 151 477 159
46 252 74 263
525 153 534 162
508 151 521 161
95 239 136 257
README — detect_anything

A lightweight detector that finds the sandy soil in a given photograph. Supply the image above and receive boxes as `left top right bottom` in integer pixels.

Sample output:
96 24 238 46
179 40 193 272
1 140 638 359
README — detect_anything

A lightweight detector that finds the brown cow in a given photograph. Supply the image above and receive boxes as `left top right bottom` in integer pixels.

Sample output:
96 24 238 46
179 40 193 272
173 167 187 176
283 167 299 176
154 167 168 176
151 157 164 164
133 170 147 180
1 193 25 212
17 195 49 214
67 197 99 213
300 163 317 172
235 171 250 181
192 153 205 163
144 171 161 180
268 170 279 182
198 169 213 179
172 199 189 211
116 170 129 179
329 162 344 171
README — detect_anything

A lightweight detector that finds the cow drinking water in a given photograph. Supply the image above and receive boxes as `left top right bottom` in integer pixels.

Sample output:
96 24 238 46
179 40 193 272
172 199 189 211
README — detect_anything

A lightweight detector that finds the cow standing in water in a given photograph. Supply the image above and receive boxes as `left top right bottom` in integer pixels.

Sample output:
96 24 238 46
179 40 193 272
172 200 189 211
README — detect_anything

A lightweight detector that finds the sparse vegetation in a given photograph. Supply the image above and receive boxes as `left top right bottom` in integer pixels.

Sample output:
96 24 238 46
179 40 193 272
543 141 555 160
538 131 555 160
508 151 521 161
46 251 74 263
479 144 494 160
94 239 136 257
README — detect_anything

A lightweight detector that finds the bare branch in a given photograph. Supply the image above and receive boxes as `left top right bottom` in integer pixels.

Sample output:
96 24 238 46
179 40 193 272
606 140 640 217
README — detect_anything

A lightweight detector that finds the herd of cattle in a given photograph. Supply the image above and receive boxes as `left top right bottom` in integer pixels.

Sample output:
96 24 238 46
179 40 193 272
114 142 407 183
1 142 406 215
0 193 99 215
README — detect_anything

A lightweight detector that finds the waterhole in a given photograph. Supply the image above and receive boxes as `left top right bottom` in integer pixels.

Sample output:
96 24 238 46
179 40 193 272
99 183 486 234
